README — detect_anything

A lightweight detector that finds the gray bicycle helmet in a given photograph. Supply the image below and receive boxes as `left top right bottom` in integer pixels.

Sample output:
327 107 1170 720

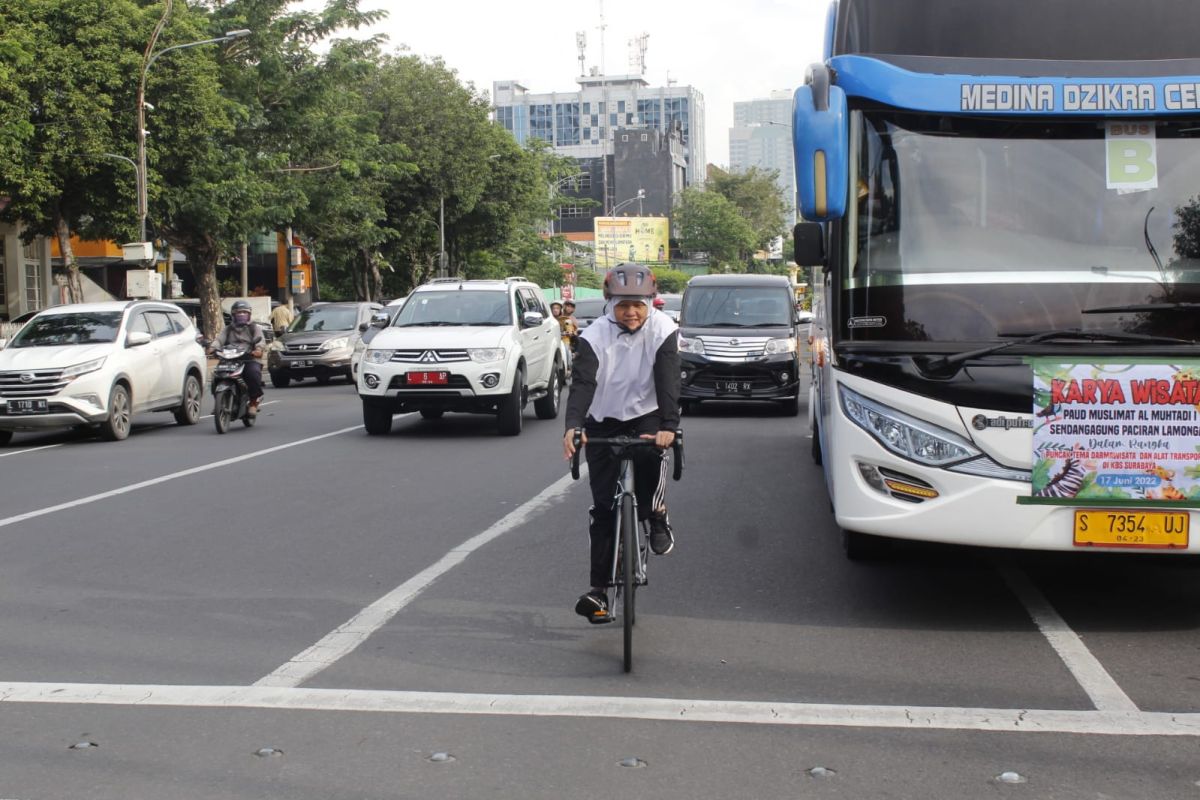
603 262 657 300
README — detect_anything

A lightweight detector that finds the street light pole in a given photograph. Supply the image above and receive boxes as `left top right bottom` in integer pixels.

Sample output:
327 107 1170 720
611 188 645 216
137 28 251 244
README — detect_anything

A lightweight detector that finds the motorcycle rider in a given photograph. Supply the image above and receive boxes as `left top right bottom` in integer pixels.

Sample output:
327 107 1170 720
210 300 265 415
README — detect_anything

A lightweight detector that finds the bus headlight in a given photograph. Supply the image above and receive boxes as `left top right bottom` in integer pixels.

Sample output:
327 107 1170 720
839 384 979 467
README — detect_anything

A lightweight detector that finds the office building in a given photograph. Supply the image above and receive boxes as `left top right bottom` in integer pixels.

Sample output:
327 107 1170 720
493 74 705 246
729 90 796 223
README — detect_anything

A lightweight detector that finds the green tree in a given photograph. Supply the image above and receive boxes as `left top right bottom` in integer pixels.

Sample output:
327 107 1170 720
0 0 148 302
151 0 384 338
674 186 756 268
653 268 690 293
706 165 790 252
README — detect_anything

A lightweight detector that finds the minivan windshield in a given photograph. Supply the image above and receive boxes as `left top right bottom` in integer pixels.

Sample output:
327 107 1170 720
682 287 794 327
289 305 358 333
10 312 123 347
392 291 512 327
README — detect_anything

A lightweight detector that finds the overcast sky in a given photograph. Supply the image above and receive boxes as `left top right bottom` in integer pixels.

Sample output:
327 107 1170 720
299 0 829 167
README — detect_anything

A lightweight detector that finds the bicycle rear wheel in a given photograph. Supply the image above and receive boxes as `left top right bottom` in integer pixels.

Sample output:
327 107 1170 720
621 493 636 672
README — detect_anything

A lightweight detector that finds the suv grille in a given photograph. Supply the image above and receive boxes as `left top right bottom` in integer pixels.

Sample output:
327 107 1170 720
283 343 325 356
389 349 470 363
0 369 68 398
697 336 770 361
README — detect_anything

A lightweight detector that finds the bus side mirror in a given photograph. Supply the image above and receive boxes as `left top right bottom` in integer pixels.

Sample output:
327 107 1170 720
793 222 825 267
793 64 848 221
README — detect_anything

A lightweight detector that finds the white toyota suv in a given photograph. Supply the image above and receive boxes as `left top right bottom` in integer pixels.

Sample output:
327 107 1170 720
357 278 567 436
0 301 207 444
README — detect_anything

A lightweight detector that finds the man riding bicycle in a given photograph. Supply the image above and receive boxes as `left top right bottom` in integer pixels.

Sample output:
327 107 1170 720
562 263 680 624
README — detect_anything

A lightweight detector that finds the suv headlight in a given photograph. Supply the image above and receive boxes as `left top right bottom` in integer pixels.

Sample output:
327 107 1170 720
62 357 107 380
469 347 506 363
763 337 797 355
678 336 705 355
364 349 394 364
839 384 979 466
320 336 350 351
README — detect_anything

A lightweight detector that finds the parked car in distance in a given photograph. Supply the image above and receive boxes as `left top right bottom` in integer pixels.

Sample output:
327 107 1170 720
570 297 607 330
268 301 382 387
677 273 803 416
357 277 566 436
0 301 207 444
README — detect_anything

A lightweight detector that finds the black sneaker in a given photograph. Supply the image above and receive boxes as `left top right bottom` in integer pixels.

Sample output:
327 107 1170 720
649 515 675 555
574 590 612 624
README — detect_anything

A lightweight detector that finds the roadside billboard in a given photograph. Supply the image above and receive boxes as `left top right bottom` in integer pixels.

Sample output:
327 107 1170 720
594 217 669 269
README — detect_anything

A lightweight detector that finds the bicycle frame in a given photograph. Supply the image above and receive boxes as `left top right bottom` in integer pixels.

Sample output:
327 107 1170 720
607 453 649 620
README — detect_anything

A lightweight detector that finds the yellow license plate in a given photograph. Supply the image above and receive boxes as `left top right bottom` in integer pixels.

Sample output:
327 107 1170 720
1073 510 1189 549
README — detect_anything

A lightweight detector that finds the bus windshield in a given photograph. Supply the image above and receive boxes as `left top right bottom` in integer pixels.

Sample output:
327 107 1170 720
845 111 1200 345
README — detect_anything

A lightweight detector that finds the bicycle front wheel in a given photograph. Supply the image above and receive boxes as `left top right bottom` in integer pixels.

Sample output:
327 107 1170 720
621 493 636 672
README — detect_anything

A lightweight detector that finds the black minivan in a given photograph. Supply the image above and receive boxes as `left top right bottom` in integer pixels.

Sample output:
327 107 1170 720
677 274 802 415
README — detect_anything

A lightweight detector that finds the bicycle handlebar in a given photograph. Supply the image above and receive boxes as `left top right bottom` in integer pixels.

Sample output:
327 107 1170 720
569 429 684 482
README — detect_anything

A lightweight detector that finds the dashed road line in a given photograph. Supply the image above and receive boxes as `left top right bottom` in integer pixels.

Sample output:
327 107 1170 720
0 444 61 458
0 681 1195 736
255 468 583 687
1000 564 1138 712
0 423 365 530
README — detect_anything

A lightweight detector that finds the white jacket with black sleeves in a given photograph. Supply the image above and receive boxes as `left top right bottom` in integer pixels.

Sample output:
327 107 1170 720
564 304 680 431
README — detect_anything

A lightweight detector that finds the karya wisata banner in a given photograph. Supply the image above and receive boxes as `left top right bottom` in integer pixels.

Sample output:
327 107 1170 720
1030 359 1200 504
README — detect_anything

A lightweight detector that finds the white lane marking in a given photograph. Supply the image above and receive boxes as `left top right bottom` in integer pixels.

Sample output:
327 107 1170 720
0 424 365 530
0 444 61 458
256 468 584 688
0 681 1195 736
1000 565 1138 713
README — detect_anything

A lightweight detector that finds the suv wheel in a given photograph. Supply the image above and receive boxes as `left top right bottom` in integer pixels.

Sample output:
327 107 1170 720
497 368 525 436
534 362 563 420
363 400 393 435
270 370 290 388
99 384 132 441
0 430 12 446
173 373 203 425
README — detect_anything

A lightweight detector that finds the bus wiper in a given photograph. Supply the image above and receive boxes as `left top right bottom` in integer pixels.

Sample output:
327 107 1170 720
925 328 1194 373
1082 302 1200 314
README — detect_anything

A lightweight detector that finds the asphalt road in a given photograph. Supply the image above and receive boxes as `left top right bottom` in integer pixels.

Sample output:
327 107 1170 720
2 375 1200 798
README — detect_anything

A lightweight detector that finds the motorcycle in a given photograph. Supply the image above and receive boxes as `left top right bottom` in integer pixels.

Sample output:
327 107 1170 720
210 343 259 433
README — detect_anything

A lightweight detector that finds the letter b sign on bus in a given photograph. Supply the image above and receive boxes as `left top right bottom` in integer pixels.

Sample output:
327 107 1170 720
1106 124 1158 192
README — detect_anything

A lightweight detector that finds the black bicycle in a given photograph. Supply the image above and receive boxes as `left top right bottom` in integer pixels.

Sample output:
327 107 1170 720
571 429 684 672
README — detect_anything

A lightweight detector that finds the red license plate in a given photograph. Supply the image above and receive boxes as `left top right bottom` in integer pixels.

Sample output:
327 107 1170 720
407 371 449 385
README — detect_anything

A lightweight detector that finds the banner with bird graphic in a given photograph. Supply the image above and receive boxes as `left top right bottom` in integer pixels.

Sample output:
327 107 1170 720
1029 359 1200 505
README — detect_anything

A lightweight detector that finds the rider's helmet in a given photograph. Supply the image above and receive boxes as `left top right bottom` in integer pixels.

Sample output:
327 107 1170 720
652 296 665 309
603 262 657 301
231 299 252 327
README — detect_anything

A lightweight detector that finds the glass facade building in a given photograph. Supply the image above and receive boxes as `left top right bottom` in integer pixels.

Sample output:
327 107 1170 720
492 76 706 189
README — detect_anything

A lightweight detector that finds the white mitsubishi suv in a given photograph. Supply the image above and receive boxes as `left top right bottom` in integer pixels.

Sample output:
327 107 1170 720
0 301 207 444
357 277 567 436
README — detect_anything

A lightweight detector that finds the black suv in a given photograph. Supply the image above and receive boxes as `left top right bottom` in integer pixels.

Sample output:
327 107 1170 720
677 274 802 415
